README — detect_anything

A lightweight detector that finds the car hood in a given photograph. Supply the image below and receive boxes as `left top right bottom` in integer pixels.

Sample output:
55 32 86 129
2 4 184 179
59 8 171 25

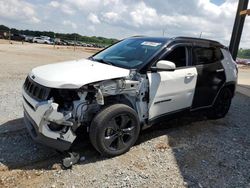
29 59 130 88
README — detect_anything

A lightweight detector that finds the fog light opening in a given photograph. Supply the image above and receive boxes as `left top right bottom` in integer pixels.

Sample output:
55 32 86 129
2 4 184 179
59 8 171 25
48 122 65 131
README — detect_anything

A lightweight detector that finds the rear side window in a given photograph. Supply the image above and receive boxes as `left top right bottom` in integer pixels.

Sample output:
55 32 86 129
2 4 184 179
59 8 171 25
193 47 223 65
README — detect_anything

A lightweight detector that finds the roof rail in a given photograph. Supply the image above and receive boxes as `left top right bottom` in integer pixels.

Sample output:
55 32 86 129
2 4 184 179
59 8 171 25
173 36 221 44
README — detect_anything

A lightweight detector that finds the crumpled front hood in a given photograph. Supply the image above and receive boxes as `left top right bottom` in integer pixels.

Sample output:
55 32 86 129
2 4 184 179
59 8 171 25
29 59 130 88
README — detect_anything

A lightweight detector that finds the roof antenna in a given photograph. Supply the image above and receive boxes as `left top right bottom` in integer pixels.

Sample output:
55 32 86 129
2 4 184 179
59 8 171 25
199 32 203 38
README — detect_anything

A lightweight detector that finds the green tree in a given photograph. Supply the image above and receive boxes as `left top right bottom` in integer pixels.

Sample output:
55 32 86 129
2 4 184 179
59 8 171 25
238 49 250 59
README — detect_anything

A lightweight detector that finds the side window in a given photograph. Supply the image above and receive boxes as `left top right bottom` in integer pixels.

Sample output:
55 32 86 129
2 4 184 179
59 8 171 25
193 47 223 65
163 46 187 68
214 47 224 61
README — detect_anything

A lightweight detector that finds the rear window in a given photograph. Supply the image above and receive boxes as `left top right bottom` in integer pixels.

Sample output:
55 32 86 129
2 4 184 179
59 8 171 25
193 47 223 65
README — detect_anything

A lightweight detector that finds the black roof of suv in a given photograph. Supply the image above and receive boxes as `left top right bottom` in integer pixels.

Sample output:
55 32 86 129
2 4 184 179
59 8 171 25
130 36 226 48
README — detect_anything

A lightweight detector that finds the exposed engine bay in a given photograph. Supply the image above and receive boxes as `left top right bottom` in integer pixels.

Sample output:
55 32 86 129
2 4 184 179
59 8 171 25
34 70 149 146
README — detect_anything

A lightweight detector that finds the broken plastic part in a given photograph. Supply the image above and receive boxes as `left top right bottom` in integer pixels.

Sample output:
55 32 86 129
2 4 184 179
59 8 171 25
62 152 80 168
95 88 104 105
35 102 77 143
43 103 73 126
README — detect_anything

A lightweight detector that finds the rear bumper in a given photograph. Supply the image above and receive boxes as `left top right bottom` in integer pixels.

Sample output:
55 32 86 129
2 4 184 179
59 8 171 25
24 110 71 151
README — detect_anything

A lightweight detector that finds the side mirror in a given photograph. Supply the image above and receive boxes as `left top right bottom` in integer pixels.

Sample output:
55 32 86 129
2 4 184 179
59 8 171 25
152 60 176 71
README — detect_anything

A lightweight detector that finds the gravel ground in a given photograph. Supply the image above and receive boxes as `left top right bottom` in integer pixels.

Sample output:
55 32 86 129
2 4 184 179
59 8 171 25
0 40 250 187
1 93 250 188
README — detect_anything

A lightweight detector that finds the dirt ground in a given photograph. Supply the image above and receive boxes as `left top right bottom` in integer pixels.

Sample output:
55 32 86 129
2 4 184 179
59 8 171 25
237 65 250 97
238 65 250 85
0 40 250 188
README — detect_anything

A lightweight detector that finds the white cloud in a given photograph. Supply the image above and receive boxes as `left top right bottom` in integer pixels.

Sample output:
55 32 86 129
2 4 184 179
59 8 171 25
103 12 120 23
87 25 96 32
1 0 250 48
48 1 75 15
49 1 60 8
65 0 101 11
63 20 77 29
0 0 40 24
130 2 158 27
198 0 221 17
61 4 75 15
87 13 100 24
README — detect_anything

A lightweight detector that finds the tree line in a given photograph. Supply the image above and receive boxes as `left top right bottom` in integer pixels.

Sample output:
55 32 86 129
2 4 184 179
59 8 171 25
1 24 249 57
0 25 118 46
238 48 250 59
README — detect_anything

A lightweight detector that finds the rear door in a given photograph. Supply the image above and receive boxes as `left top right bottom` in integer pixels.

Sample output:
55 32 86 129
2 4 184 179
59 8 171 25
147 45 197 120
191 46 226 109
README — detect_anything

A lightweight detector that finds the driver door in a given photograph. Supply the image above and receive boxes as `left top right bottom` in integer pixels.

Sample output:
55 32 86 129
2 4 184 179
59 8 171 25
147 46 197 120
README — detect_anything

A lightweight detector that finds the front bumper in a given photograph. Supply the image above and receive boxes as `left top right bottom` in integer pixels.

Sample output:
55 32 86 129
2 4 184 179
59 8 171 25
24 110 71 151
22 88 76 151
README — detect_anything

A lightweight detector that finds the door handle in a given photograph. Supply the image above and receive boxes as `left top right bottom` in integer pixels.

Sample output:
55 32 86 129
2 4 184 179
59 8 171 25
216 69 224 72
185 73 195 77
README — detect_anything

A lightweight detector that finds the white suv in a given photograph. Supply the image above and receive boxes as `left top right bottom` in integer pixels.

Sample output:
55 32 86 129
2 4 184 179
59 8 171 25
22 37 238 156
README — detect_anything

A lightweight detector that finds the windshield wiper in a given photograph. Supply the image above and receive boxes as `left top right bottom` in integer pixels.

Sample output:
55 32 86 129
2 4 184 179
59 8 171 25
91 58 114 66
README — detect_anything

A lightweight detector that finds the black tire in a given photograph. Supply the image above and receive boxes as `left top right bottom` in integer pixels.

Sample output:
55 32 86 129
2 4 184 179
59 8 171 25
206 87 232 119
89 104 140 157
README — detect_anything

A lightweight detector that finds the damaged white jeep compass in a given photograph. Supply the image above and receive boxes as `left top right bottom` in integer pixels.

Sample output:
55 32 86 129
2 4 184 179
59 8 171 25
22 37 237 156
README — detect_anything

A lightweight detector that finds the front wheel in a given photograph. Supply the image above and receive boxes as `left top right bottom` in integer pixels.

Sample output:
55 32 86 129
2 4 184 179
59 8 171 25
89 104 140 157
206 87 232 119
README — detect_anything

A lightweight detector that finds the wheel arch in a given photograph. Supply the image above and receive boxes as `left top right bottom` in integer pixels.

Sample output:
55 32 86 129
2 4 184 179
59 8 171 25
223 81 236 98
104 94 135 110
211 82 236 107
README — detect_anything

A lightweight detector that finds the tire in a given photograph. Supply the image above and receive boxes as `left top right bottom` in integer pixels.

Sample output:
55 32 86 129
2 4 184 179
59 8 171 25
206 87 232 120
89 104 140 157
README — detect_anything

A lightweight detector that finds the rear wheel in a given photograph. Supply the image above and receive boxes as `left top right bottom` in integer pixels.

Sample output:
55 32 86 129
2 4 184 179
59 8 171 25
206 87 232 119
89 104 140 157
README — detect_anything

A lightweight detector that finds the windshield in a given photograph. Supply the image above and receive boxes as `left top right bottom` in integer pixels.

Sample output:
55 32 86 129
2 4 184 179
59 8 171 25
91 38 165 69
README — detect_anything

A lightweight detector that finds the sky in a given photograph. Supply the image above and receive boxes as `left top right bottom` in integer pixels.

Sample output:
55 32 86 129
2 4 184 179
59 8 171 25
0 0 249 48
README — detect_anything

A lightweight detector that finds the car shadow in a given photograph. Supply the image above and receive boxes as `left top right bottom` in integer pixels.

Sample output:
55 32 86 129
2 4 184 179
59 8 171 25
140 93 250 187
0 118 59 170
0 118 25 133
1 94 250 187
0 112 206 171
0 111 207 170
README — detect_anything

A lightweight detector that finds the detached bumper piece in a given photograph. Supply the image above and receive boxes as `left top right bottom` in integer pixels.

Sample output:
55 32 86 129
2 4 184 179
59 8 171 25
24 110 72 151
62 152 80 168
